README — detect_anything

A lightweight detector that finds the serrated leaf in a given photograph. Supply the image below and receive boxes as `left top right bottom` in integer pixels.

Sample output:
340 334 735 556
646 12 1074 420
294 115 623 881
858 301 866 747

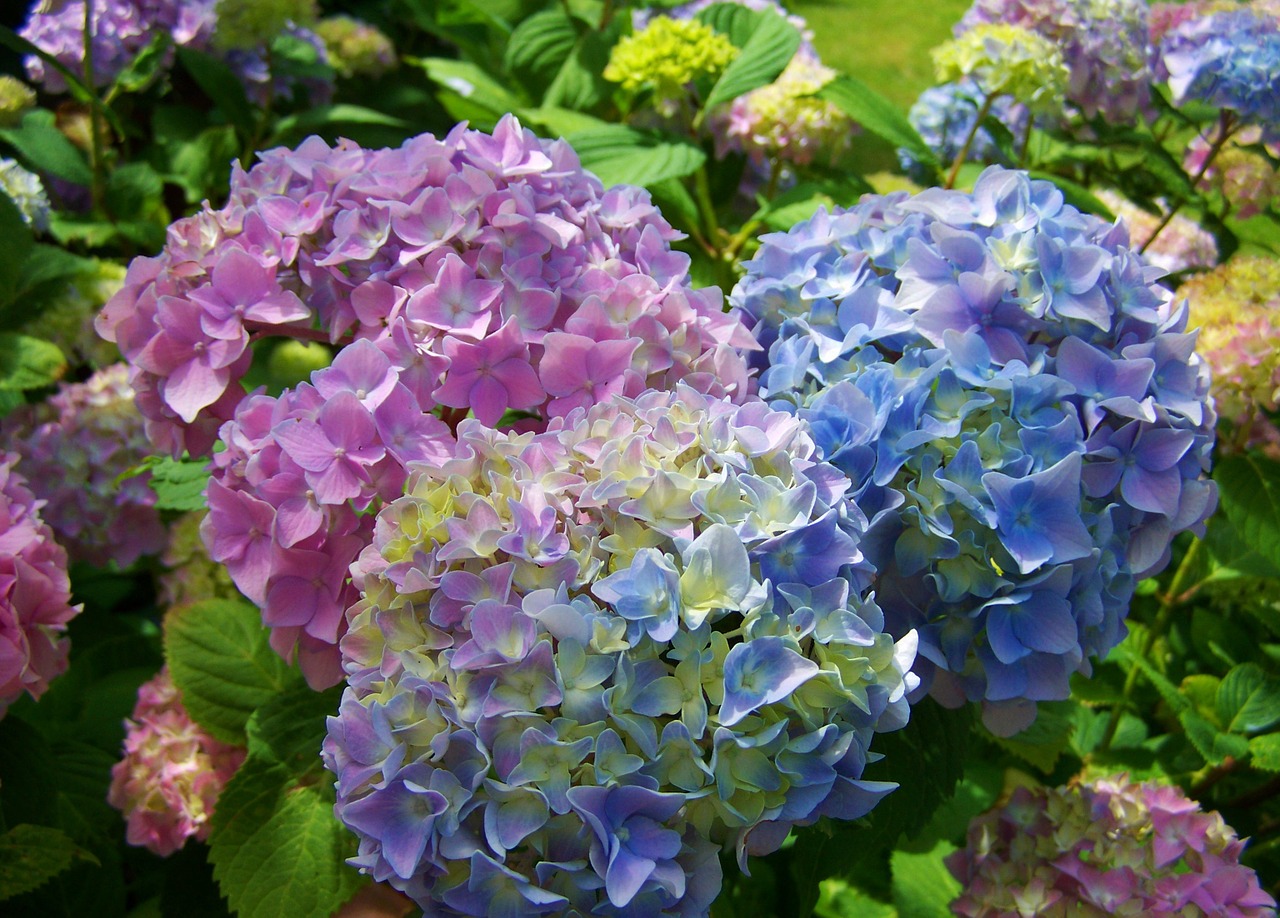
1203 510 1280 580
697 3 765 47
209 761 364 918
0 110 93 186
1217 663 1280 734
520 105 609 138
703 9 799 112
505 9 577 87
890 841 961 918
1215 454 1280 572
164 599 300 744
1250 733 1280 771
566 125 705 188
0 192 35 298
1180 709 1250 765
0 332 66 390
0 825 88 902
267 106 412 147
821 75 938 172
1113 644 1189 713
143 455 211 512
245 685 343 780
984 700 1076 774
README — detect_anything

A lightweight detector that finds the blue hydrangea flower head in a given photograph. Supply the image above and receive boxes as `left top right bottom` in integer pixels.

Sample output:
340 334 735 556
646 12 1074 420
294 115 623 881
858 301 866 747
731 166 1217 735
901 79 1036 180
1159 8 1280 130
324 386 918 915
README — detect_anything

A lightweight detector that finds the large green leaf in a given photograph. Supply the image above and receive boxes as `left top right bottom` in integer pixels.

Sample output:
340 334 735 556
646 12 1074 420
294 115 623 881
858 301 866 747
140 455 212 512
245 684 344 780
209 761 364 918
1250 733 1280 771
983 700 1076 774
411 58 524 125
1216 663 1280 734
890 841 961 918
0 192 34 298
697 2 766 47
820 75 938 172
0 111 93 186
0 825 88 903
164 599 300 745
702 9 800 111
0 333 66 390
566 125 705 188
505 9 577 88
1215 453 1280 572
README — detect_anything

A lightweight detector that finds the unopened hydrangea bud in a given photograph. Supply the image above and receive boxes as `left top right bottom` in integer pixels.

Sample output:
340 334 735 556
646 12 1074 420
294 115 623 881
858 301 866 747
0 453 81 718
948 775 1277 917
0 76 36 127
315 15 396 79
213 0 318 50
108 667 245 856
933 23 1069 114
1093 189 1218 275
0 158 50 231
604 16 738 106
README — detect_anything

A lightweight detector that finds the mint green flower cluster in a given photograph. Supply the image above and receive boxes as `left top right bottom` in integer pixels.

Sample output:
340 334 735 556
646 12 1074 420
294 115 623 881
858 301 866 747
604 16 738 113
0 76 35 127
315 15 396 79
933 23 1069 114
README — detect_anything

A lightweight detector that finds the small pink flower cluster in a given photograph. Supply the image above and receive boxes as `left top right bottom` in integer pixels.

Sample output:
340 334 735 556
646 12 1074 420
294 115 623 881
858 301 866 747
0 453 80 718
107 667 245 857
6 364 166 569
1186 126 1280 221
948 775 1277 917
165 117 755 687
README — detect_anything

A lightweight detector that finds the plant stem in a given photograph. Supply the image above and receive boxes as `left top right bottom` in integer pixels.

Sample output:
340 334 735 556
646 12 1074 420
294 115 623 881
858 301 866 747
1097 536 1203 752
945 93 994 190
1139 110 1235 254
1017 115 1034 167
83 0 107 214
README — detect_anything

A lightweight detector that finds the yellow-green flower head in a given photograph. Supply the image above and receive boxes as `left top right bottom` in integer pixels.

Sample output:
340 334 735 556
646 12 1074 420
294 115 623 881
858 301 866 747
604 16 738 101
213 0 318 50
0 76 36 128
1181 255 1280 430
933 23 1069 113
20 260 126 369
315 15 396 79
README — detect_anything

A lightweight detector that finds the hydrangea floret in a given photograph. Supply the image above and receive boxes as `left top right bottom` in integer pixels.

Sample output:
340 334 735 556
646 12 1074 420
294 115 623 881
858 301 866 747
1092 189 1218 276
957 0 1155 123
730 167 1217 734
0 453 81 718
324 386 918 916
108 667 246 856
932 23 1069 115
1158 8 1280 132
0 157 50 231
124 117 756 686
948 774 1278 916
604 16 738 113
6 365 166 569
1179 255 1280 451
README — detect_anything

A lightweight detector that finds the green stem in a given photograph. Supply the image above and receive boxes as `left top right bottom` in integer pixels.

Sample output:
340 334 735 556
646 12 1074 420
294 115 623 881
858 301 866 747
1017 115 1034 168
724 159 782 261
83 0 107 214
1097 536 1203 753
945 93 994 190
692 165 722 254
1139 110 1234 255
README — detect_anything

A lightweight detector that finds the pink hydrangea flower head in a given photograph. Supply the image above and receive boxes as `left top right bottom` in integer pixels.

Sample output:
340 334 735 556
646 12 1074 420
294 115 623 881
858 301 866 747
948 774 1277 917
4 364 166 568
0 453 81 718
1185 125 1280 221
107 667 246 856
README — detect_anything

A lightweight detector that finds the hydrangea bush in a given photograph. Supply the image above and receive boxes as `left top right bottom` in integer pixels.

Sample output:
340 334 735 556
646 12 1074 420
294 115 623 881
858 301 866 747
325 386 917 914
731 167 1216 732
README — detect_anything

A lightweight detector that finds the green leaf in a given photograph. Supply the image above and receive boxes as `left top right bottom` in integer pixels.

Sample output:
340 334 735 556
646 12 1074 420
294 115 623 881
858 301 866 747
164 599 300 745
112 32 172 94
544 27 617 111
1028 171 1115 220
703 9 800 111
267 106 412 148
0 824 89 902
105 162 165 222
821 75 938 172
890 841 961 918
411 58 523 125
815 879 898 918
1203 510 1280 581
1215 453 1280 572
982 700 1076 774
1216 663 1280 734
697 2 766 47
1180 710 1251 765
1249 733 1280 771
209 761 364 918
505 10 578 88
140 455 211 512
0 192 35 296
0 110 93 186
176 47 256 137
566 125 705 188
0 333 66 390
245 685 344 780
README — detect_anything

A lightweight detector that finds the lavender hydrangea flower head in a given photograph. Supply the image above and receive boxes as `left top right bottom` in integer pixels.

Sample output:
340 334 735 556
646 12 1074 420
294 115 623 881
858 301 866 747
5 364 166 569
957 0 1155 123
731 167 1217 734
19 0 162 91
1092 189 1218 275
900 79 1034 179
325 386 918 915
108 667 246 856
0 158 50 231
0 453 81 718
948 774 1278 916
1158 7 1280 130
113 117 756 686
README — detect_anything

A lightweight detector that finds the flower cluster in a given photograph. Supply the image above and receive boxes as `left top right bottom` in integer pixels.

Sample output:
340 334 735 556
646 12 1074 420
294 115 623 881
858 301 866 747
933 23 1069 115
730 167 1217 733
325 386 917 916
173 117 754 686
0 76 35 127
1179 255 1280 449
158 511 240 611
107 667 246 857
604 16 738 111
901 78 1033 179
957 0 1154 123
6 365 166 569
1186 126 1280 220
211 0 317 50
315 15 397 79
0 453 81 718
1092 189 1218 275
1158 8 1280 131
721 52 854 169
948 775 1278 916
0 157 50 231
